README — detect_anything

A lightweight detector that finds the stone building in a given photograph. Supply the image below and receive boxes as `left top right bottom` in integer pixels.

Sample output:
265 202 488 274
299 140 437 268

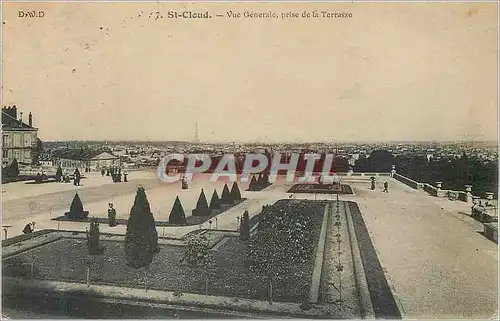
1 105 39 166
52 149 120 171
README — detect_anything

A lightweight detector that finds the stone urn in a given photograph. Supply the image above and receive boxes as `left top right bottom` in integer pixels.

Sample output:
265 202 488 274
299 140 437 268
435 182 443 190
485 192 495 206
464 185 473 203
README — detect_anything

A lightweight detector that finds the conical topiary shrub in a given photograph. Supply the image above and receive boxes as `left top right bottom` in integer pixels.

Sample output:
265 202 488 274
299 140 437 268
192 189 210 216
220 183 233 205
248 175 257 190
124 187 159 269
70 192 83 213
65 192 89 220
257 173 264 185
197 189 209 208
169 196 187 224
231 182 242 201
209 189 221 210
263 172 270 185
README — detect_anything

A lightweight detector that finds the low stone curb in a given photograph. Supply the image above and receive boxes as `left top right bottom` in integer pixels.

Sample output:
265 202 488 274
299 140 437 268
1 277 334 318
345 202 375 319
308 202 330 304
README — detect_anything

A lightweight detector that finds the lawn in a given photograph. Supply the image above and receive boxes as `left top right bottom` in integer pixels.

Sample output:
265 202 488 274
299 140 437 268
3 200 326 303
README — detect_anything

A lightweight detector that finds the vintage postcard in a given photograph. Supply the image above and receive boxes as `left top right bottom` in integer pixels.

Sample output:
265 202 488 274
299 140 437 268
1 1 498 319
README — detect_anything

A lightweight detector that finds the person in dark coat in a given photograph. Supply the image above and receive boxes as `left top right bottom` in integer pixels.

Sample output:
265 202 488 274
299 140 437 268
108 203 117 227
74 168 81 186
23 222 34 234
383 181 389 193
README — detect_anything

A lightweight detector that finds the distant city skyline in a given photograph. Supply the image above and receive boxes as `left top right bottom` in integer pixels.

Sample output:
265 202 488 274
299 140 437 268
41 137 500 145
2 2 498 142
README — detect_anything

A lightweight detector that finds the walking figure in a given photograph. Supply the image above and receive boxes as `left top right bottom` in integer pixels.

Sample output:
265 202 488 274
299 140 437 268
181 175 188 189
108 203 117 227
73 168 81 186
383 181 389 193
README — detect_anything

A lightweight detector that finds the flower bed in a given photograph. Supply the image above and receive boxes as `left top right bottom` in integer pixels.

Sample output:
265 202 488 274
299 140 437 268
4 200 326 304
287 184 353 195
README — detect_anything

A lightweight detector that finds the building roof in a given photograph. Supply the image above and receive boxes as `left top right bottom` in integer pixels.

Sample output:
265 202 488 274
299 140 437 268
1 111 36 130
52 149 119 161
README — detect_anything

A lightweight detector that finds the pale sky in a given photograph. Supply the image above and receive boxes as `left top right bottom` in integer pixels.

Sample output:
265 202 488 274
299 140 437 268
2 2 498 142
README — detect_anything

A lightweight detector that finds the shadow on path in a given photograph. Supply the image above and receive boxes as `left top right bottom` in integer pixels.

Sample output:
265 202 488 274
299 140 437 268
348 201 402 319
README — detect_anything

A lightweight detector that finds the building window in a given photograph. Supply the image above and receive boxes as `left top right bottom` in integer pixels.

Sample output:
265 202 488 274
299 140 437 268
13 150 21 161
24 134 32 147
2 135 8 147
24 150 30 159
2 150 8 158
13 134 21 147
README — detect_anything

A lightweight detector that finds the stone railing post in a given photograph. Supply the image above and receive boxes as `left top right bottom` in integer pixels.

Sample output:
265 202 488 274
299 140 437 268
471 196 480 215
390 165 396 177
435 182 443 197
485 192 494 206
464 185 473 203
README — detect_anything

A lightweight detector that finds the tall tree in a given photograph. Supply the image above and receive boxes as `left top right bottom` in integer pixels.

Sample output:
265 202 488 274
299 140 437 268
32 138 44 166
364 149 395 172
9 158 19 177
124 187 159 269
239 210 250 241
169 196 187 224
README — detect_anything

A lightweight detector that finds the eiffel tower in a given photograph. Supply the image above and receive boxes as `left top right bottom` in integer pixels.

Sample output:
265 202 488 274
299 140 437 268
193 122 200 143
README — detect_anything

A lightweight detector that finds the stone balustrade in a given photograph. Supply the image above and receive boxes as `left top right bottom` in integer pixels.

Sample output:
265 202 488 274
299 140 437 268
393 173 424 189
392 173 496 206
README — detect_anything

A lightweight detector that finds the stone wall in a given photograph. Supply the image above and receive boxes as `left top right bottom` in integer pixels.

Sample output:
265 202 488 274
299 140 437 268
393 173 423 189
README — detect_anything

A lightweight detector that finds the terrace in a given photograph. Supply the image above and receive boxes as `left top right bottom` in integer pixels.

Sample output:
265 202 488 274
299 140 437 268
1 170 498 318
